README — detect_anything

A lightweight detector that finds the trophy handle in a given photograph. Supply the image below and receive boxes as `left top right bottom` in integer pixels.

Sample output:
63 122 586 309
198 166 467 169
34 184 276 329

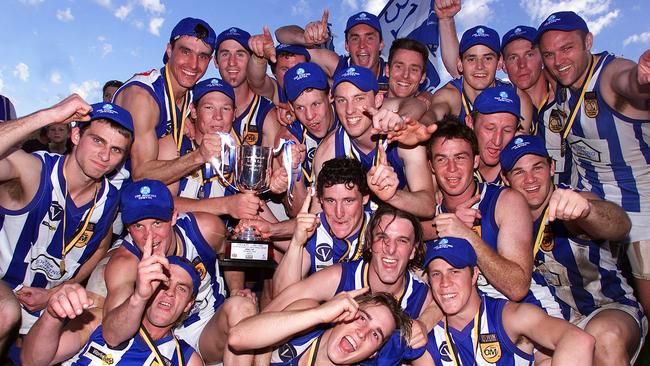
208 132 239 191
272 138 298 199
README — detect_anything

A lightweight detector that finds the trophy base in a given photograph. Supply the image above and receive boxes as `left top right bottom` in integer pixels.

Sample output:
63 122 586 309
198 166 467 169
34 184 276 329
220 238 275 269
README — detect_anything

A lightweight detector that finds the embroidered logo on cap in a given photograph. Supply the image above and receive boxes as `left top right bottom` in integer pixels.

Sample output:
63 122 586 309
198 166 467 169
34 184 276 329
342 67 359 77
97 103 118 114
544 15 560 26
495 91 513 103
208 78 221 87
434 238 453 249
473 27 489 37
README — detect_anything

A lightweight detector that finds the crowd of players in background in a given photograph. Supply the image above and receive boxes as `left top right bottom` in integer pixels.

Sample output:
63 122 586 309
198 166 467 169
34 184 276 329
1 0 649 364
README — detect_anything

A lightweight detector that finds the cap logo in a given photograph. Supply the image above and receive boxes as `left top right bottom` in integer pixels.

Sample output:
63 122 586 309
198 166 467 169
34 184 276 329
293 67 311 81
135 185 157 200
514 137 524 145
544 15 559 26
140 186 151 195
514 27 522 35
434 238 453 249
97 103 118 114
359 12 367 19
342 67 359 77
511 137 530 151
473 27 489 38
296 68 305 75
494 91 513 103
229 27 238 34
208 78 221 87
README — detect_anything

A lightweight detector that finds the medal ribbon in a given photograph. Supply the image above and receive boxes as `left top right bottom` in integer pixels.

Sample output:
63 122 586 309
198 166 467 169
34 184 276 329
208 132 238 191
532 206 551 258
242 95 260 145
139 326 184 366
560 55 598 142
163 66 190 152
443 297 482 366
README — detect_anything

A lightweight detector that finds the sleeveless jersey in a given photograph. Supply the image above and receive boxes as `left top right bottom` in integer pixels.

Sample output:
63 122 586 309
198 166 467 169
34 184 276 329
0 152 118 290
114 67 193 139
532 200 643 325
119 213 227 330
176 135 237 200
560 52 650 228
286 114 338 186
270 328 327 366
233 94 274 146
65 325 194 366
305 211 370 274
336 56 389 85
424 295 533 366
533 89 572 185
473 169 504 186
438 183 562 316
447 78 511 122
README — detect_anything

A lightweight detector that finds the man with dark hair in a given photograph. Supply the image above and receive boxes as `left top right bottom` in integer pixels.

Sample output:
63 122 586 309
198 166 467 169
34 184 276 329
230 289 412 366
413 237 595 365
22 254 204 366
0 96 133 338
385 38 430 99
272 157 370 295
500 135 646 364
102 80 123 103
113 17 218 184
537 10 650 314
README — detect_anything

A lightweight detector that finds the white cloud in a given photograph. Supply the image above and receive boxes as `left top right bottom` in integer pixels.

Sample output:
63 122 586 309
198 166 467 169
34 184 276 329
102 42 113 58
115 4 133 20
50 71 62 84
149 17 164 36
457 0 498 31
292 0 310 17
624 32 650 47
94 0 111 8
56 8 74 22
519 0 620 35
19 0 44 6
363 0 387 14
343 0 358 11
69 80 101 101
13 63 30 82
133 20 145 29
0 77 4 93
140 0 165 14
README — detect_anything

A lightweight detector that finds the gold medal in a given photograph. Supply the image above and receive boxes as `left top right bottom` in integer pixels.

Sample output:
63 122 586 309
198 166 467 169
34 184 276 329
584 91 599 118
548 108 565 133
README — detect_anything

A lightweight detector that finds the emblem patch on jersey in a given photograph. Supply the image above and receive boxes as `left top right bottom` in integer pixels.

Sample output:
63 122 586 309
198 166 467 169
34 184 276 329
74 223 95 248
307 147 317 162
150 356 172 366
192 256 207 280
48 201 64 221
479 333 502 363
548 108 566 133
87 345 114 365
541 225 555 252
30 253 64 280
570 140 601 163
278 343 297 362
583 92 599 118
243 125 259 145
315 242 333 262
438 341 452 362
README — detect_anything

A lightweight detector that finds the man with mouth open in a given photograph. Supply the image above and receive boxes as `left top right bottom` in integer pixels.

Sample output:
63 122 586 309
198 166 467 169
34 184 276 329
313 65 436 219
425 25 533 133
412 236 595 366
229 288 411 366
536 10 650 319
500 135 646 365
22 253 204 366
102 179 258 366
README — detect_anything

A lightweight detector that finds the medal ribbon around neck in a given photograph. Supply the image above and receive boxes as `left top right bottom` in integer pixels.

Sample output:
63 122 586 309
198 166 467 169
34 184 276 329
305 335 323 366
163 66 190 153
560 55 598 142
443 298 482 366
532 205 551 258
139 326 184 366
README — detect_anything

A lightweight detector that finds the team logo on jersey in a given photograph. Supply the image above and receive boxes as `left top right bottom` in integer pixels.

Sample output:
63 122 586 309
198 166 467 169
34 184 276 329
48 201 64 221
192 256 207 280
243 125 259 145
479 333 502 363
315 242 333 262
438 341 452 362
87 345 113 365
30 253 64 280
548 108 566 133
583 91 599 118
570 140 601 162
74 223 95 247
541 225 555 252
307 147 317 161
277 343 297 362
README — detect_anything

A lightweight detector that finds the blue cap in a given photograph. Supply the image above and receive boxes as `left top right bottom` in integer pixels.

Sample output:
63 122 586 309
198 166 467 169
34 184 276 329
501 26 537 52
345 11 382 36
163 17 217 63
459 25 500 55
121 179 174 225
85 102 134 134
275 44 311 62
193 78 235 104
473 85 522 120
332 66 378 94
215 27 251 52
424 237 477 269
167 256 201 297
536 11 589 43
500 135 549 171
284 62 328 102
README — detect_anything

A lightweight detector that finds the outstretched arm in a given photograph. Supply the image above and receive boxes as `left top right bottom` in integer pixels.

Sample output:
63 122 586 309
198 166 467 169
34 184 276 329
435 0 461 78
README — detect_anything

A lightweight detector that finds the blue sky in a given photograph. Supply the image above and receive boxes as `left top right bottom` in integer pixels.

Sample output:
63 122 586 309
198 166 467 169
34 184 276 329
2 0 649 116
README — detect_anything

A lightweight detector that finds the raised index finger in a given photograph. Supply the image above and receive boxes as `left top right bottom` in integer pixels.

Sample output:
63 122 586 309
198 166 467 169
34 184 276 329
347 286 370 299
142 230 153 259
300 187 314 213
322 8 329 27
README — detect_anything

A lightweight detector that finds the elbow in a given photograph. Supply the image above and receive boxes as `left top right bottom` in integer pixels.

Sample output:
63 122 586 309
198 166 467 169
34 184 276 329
508 287 528 302
567 329 596 355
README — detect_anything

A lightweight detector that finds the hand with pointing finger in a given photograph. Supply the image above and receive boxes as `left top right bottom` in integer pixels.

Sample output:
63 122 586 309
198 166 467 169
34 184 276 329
366 105 405 135
547 188 591 222
317 287 369 324
291 188 320 247
134 232 170 304
249 25 277 63
386 117 438 146
367 144 398 202
454 193 482 228
304 9 330 46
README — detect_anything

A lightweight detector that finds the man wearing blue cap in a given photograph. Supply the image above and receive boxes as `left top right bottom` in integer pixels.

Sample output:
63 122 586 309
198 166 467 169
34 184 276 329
313 65 436 218
537 10 650 315
427 120 535 304
500 135 645 364
427 25 533 133
214 27 281 148
466 85 522 185
0 95 133 339
114 18 218 186
501 25 571 185
412 237 595 365
22 253 203 365
103 179 256 366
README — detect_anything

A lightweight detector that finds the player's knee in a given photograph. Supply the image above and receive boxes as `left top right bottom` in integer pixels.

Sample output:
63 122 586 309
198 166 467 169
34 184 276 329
0 295 21 333
588 322 630 358
224 296 257 325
